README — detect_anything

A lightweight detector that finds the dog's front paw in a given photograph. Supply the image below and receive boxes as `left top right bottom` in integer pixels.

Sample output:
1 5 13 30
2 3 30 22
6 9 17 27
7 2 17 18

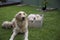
9 39 13 40
24 38 28 40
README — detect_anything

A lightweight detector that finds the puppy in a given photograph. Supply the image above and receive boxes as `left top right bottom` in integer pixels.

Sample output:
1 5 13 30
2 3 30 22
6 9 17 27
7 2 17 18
28 14 42 23
2 21 12 29
9 11 28 40
36 14 42 21
28 14 36 23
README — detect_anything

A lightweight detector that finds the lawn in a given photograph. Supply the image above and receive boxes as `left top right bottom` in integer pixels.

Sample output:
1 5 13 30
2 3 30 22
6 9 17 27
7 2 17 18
0 5 60 40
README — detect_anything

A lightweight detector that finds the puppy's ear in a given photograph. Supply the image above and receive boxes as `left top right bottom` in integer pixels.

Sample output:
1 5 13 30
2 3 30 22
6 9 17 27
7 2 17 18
36 14 40 18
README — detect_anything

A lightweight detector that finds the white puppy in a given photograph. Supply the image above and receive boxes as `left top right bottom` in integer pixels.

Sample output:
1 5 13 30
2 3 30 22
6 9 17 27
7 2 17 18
9 11 28 40
2 21 12 29
36 14 42 21
28 14 42 23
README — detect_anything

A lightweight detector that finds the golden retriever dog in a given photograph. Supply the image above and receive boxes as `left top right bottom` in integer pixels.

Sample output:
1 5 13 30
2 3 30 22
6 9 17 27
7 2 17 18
9 11 28 40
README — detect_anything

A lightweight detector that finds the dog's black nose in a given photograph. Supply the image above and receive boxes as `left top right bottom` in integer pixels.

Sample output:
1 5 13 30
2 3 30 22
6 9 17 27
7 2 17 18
22 17 25 20
31 21 33 23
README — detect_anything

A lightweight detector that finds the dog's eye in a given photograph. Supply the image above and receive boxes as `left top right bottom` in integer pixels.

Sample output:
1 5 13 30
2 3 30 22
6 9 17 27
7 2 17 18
34 17 35 20
23 13 25 15
19 13 21 15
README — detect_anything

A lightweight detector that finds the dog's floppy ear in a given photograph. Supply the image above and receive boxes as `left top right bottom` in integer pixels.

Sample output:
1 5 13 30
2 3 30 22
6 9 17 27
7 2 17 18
14 13 17 18
36 14 40 18
14 13 20 21
25 13 27 17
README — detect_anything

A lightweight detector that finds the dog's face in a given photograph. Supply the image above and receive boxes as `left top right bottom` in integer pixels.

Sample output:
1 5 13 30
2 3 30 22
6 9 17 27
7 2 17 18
15 11 27 21
28 14 36 23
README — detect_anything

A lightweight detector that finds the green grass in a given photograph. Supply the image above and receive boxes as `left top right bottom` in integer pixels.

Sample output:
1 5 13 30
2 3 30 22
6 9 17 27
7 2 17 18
0 5 60 40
